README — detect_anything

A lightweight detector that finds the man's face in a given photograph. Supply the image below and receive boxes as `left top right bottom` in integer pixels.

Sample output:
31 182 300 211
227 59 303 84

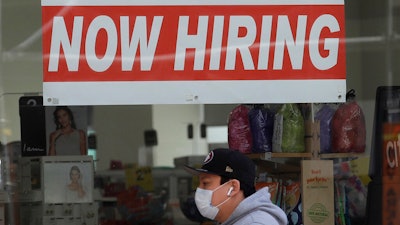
198 173 231 206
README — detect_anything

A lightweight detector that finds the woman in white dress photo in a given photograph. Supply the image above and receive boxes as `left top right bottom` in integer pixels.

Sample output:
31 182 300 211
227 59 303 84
65 165 88 202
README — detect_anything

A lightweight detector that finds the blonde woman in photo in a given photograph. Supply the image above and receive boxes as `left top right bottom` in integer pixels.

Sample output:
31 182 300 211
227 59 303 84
65 165 88 202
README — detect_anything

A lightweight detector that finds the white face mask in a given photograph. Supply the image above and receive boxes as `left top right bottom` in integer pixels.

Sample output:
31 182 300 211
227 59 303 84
194 182 231 220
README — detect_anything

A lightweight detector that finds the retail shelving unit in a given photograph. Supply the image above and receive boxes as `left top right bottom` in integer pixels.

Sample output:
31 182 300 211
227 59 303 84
17 156 98 225
246 118 366 225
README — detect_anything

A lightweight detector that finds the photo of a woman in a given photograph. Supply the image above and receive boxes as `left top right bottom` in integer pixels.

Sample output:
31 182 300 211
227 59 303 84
48 106 87 156
43 158 93 204
65 165 88 202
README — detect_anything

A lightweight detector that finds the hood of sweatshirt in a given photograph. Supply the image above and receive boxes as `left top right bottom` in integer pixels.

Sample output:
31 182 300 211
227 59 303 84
221 187 288 225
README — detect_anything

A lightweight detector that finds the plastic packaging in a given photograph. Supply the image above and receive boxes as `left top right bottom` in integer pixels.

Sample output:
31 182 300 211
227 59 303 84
275 104 305 153
331 90 366 153
314 104 336 153
248 105 274 153
228 105 253 154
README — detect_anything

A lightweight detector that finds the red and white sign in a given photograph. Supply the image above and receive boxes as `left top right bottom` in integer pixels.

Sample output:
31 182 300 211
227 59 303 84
42 0 346 105
382 123 400 225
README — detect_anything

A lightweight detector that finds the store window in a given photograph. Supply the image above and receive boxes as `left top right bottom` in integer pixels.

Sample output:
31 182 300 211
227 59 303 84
0 0 399 225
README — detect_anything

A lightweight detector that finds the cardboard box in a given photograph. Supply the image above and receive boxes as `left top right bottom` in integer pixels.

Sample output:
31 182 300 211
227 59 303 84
301 160 334 225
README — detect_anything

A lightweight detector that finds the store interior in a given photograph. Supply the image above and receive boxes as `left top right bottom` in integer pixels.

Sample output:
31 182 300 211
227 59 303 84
1 0 400 224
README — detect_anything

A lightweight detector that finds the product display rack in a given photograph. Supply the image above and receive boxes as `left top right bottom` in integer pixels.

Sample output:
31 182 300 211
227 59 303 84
247 118 365 225
249 152 365 161
94 167 197 225
17 156 99 225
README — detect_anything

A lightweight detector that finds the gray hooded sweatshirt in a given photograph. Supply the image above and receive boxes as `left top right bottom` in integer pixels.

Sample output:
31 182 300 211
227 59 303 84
221 187 288 225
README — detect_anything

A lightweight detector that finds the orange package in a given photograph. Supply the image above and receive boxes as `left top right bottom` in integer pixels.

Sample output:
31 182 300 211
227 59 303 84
256 181 279 204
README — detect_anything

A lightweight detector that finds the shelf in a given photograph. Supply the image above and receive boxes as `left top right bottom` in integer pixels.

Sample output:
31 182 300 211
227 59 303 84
94 196 117 202
253 159 301 175
318 152 367 159
95 170 125 177
247 152 312 160
247 152 366 160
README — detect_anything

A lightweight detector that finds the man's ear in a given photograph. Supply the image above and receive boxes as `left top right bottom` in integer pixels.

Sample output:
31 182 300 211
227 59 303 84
228 179 241 196
227 187 233 196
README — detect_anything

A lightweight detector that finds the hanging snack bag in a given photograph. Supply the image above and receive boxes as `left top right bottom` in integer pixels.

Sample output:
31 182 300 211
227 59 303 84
273 104 305 153
228 105 253 154
248 105 274 153
314 104 336 153
285 181 303 225
331 89 366 153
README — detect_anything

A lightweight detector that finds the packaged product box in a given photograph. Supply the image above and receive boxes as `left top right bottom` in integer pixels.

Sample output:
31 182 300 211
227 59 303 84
301 160 334 225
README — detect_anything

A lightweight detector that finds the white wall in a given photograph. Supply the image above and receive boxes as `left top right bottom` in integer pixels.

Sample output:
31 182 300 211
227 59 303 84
91 105 152 171
0 94 23 144
152 104 208 167
0 54 44 144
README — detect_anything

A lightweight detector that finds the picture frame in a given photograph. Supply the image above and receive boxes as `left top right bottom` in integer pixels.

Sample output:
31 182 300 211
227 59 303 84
42 156 94 203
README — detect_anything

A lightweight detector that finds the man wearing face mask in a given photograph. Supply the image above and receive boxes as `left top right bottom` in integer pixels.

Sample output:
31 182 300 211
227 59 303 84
184 148 287 225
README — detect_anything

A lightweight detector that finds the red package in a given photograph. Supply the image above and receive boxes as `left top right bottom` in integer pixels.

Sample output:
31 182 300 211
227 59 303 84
228 105 253 154
331 90 366 153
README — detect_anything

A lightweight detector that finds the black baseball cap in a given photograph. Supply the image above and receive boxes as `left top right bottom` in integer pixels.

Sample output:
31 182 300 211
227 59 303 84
184 148 256 196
